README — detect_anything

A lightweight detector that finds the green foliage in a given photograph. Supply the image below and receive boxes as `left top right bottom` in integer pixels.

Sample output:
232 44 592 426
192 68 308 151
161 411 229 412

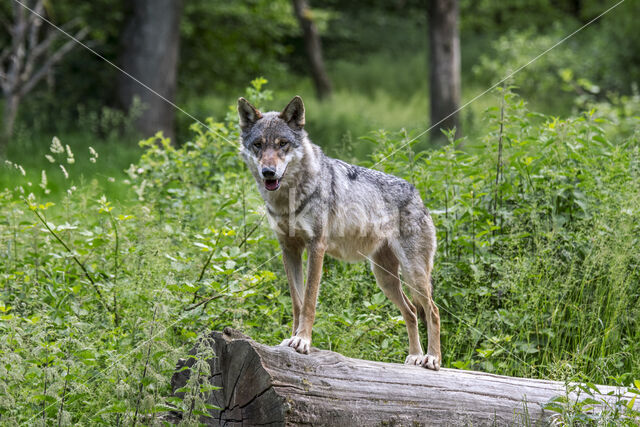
1 81 639 424
471 0 640 116
369 88 640 384
0 81 281 424
180 0 297 96
545 375 640 425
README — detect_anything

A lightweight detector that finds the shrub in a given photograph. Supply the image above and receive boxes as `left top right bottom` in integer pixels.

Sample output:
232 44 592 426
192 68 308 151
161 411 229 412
0 81 638 424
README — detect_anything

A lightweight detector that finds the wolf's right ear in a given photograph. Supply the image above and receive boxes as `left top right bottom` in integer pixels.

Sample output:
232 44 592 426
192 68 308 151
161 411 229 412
279 96 305 130
237 97 262 131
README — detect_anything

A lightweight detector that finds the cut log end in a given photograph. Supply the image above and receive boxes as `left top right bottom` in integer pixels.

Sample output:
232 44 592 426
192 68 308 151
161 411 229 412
169 329 639 426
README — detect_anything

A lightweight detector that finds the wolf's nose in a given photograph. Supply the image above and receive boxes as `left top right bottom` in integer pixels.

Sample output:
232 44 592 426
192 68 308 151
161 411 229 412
262 167 276 178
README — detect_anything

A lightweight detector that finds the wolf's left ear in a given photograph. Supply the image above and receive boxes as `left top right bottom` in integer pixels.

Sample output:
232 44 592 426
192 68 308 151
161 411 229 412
279 96 305 130
238 97 262 131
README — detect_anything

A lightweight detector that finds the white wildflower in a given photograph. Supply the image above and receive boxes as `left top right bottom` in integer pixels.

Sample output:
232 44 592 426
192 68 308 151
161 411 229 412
45 154 55 163
60 164 69 179
40 170 49 194
89 146 98 159
89 158 96 163
108 177 115 182
17 165 25 176
65 145 75 164
125 164 137 179
50 136 64 153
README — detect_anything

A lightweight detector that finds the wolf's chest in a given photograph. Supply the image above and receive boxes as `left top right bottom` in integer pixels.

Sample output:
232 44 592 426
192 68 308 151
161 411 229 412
267 205 390 262
266 208 316 241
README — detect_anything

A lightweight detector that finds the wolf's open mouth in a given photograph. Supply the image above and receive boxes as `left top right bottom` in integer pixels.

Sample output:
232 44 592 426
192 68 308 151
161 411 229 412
264 179 280 191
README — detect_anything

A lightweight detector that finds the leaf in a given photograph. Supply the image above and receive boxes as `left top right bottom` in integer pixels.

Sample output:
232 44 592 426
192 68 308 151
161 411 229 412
166 396 183 405
193 242 211 251
151 404 180 413
32 394 57 403
97 402 128 414
627 395 637 410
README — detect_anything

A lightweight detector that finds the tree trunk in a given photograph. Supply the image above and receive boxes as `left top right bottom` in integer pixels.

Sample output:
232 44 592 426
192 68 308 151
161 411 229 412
168 328 639 426
2 93 20 144
427 0 461 139
117 0 183 142
292 0 332 100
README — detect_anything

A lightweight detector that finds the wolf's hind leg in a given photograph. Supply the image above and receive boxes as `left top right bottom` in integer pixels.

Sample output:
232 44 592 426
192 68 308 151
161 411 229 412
402 266 441 370
371 245 423 359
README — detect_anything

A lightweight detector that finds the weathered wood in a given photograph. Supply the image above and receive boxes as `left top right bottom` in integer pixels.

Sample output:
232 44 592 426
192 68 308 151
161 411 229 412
170 328 638 426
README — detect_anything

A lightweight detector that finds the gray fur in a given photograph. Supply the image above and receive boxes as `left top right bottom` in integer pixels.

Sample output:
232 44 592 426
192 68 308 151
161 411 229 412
238 96 442 370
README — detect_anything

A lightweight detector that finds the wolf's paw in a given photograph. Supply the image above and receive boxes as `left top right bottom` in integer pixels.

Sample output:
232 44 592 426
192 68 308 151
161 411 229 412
279 336 310 354
421 354 440 371
404 354 440 371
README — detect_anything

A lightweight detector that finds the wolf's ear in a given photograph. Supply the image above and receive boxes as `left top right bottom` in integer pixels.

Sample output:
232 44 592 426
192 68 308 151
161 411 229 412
237 97 262 131
279 96 305 130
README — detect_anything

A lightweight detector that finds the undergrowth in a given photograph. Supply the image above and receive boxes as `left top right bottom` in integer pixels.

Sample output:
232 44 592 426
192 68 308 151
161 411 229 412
0 80 638 424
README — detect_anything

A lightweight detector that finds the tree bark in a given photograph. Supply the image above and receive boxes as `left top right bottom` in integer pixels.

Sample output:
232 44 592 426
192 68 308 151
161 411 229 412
427 0 461 139
2 94 19 145
292 0 332 100
168 328 639 426
117 0 183 142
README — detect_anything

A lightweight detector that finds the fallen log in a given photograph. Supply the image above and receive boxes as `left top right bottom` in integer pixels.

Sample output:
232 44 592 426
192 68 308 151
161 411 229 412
170 328 639 426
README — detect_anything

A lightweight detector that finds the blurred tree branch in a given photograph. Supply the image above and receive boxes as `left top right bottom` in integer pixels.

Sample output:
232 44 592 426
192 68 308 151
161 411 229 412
292 0 332 100
0 0 86 146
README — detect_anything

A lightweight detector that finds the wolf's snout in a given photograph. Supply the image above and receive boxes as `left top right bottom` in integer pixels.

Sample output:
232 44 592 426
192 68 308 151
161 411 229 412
261 166 281 191
261 167 276 178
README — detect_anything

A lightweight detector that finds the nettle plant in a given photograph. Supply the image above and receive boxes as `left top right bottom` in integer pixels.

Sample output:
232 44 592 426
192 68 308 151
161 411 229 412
0 80 282 424
545 376 640 426
368 87 640 386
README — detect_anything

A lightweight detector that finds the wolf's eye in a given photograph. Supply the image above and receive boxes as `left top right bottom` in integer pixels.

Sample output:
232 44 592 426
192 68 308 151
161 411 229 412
279 140 289 147
253 142 262 149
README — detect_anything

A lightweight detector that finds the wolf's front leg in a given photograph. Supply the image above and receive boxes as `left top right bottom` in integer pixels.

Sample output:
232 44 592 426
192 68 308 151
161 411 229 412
281 238 326 354
280 244 304 335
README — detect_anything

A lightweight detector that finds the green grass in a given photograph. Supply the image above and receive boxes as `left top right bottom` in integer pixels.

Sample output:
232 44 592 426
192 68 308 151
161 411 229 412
181 50 505 158
1 131 142 202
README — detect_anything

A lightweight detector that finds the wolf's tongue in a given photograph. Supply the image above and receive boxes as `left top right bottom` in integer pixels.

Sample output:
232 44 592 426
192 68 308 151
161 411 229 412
264 179 279 191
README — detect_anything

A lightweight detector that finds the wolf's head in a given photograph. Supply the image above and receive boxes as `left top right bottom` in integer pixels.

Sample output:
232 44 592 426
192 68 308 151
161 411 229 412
238 96 307 192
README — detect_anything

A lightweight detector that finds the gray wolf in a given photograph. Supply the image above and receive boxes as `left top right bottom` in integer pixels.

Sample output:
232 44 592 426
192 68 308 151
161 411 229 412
238 96 441 370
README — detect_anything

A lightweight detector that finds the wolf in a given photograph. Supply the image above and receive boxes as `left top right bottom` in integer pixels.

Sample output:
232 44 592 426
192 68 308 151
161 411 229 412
238 96 441 370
